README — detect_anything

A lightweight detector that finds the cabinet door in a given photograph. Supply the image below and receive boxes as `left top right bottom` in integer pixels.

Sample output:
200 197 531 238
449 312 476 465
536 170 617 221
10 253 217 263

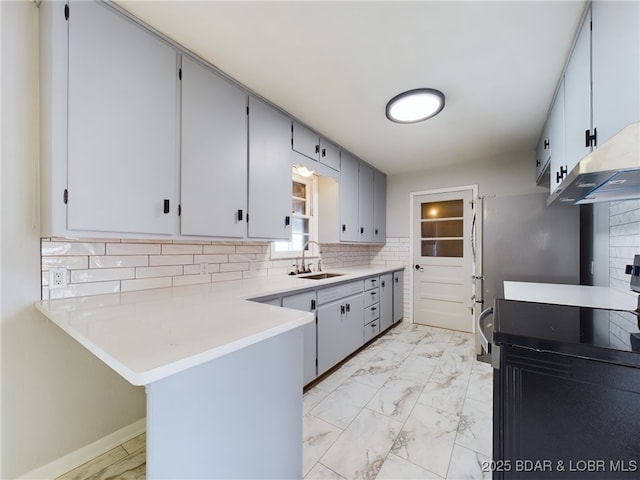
67 1 178 234
317 300 345 375
292 121 320 161
563 8 592 174
549 79 567 194
373 170 387 243
319 139 340 172
282 291 317 385
393 270 404 323
379 273 393 331
343 293 364 356
339 152 360 242
358 162 375 243
536 122 551 182
248 96 293 239
180 56 247 238
592 0 640 146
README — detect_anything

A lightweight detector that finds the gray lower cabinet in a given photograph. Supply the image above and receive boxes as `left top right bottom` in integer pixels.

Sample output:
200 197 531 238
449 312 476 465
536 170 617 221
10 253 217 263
379 273 394 331
317 292 364 375
180 55 247 238
393 270 404 323
282 291 318 386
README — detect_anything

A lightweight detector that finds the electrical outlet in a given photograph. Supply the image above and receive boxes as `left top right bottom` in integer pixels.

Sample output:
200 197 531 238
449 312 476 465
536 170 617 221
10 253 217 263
49 267 68 289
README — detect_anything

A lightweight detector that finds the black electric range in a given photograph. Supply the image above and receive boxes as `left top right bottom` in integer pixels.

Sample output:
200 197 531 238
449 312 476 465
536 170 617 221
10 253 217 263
492 298 640 479
494 298 640 368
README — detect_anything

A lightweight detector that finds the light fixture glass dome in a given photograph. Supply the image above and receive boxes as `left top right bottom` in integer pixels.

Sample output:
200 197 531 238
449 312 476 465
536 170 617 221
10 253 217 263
385 88 445 123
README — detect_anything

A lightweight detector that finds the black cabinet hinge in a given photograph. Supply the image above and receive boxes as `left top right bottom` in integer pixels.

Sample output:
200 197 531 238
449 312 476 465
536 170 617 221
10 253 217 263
585 128 597 148
311 299 316 311
63 189 68 204
64 4 69 20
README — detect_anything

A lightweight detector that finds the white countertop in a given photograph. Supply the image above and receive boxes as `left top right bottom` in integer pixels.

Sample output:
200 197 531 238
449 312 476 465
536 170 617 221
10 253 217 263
35 265 404 386
504 281 639 311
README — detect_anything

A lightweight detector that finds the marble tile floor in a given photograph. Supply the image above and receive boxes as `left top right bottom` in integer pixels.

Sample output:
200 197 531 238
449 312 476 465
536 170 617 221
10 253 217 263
57 321 493 480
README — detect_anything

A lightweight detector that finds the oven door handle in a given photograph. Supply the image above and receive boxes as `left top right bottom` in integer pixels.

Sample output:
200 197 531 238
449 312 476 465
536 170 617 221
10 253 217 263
477 306 493 354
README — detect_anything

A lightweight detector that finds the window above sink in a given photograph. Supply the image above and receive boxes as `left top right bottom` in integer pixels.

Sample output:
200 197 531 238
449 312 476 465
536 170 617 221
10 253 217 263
271 167 320 259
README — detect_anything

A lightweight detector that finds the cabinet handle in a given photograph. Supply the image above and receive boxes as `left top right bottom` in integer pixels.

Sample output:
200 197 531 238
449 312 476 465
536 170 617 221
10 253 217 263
381 281 385 288
315 145 320 154
163 199 170 214
360 227 364 234
321 148 326 157
395 277 399 283
543 139 549 149
371 291 376 296
341 305 345 314
285 216 291 227
346 303 350 312
371 323 376 328
371 279 376 284
342 224 346 232
310 299 316 311
371 307 377 311
237 209 243 221
375 228 379 235
536 159 541 167
585 128 598 148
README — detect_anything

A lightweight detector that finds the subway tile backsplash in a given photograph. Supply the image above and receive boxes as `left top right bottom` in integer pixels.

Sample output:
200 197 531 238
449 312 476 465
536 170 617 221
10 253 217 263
41 238 411 301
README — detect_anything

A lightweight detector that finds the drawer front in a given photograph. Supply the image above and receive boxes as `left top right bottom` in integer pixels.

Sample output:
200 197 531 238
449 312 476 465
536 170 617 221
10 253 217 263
364 318 381 343
364 303 380 324
364 288 379 307
317 280 364 305
364 276 380 291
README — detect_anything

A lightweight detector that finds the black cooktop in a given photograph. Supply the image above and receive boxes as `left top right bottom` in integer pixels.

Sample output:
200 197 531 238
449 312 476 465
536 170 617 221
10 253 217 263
494 299 640 368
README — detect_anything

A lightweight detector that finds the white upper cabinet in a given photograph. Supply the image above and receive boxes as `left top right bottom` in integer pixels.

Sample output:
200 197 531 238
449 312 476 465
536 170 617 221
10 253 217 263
180 56 248 238
591 0 640 146
292 121 320 161
248 96 293 240
339 152 360 242
563 7 592 176
358 162 375 243
373 170 387 243
549 79 567 194
67 1 178 235
319 139 341 172
536 120 551 182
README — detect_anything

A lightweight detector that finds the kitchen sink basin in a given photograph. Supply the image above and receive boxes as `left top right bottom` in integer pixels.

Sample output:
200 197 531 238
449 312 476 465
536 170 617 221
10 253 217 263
299 272 345 280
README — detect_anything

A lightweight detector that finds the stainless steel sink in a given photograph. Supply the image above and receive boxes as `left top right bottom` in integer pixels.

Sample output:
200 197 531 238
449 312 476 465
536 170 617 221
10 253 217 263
299 272 344 280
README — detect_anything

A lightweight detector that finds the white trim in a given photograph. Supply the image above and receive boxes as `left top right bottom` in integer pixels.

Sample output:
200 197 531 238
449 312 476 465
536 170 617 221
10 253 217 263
408 184 478 326
18 418 146 480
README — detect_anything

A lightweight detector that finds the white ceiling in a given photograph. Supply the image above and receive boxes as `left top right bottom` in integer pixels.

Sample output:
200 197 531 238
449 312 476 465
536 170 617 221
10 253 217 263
115 0 587 176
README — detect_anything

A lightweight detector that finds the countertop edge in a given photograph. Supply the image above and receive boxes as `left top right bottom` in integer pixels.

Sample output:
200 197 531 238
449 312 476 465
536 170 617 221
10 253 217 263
35 265 405 385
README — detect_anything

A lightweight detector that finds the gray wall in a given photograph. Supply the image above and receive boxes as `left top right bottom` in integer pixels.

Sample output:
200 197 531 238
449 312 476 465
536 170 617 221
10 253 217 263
386 150 545 236
1 3 145 478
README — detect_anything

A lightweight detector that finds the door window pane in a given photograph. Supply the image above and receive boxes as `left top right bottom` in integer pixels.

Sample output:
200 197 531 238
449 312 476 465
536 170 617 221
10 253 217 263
421 200 463 219
420 199 464 258
421 220 463 238
421 240 463 257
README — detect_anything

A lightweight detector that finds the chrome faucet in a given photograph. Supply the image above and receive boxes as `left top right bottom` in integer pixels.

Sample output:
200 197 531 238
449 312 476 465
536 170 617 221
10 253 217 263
301 240 322 273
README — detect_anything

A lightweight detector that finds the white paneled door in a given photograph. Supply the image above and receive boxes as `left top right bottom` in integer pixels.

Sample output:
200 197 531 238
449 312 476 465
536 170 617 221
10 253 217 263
412 189 474 333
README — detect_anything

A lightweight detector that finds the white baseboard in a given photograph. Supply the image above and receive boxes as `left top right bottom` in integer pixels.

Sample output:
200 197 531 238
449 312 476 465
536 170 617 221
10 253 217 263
18 418 146 480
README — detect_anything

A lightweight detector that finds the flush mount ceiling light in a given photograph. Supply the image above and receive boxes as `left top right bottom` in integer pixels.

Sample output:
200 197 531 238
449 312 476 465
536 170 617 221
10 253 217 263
385 88 445 124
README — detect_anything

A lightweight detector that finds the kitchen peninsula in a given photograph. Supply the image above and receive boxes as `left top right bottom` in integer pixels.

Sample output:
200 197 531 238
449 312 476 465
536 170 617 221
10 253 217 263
35 266 404 478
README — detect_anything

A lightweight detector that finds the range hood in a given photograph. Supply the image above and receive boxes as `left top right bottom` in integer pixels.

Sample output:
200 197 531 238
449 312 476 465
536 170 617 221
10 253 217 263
548 122 640 206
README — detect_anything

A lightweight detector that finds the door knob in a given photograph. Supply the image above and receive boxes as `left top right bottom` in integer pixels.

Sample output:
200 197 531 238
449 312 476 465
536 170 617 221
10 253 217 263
414 264 424 272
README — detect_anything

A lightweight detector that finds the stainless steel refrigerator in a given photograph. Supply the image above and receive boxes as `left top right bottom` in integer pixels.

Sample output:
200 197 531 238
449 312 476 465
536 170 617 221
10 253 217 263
474 192 581 358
